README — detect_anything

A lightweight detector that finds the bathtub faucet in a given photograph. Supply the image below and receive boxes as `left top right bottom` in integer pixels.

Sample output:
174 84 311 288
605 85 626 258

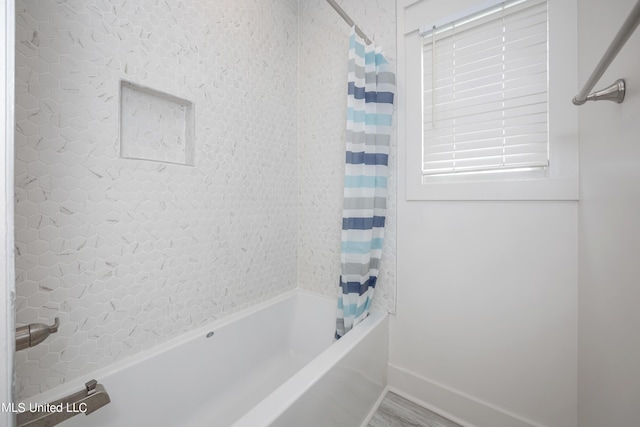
17 379 111 427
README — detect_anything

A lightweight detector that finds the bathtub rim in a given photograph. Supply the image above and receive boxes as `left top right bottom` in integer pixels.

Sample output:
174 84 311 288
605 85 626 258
18 288 336 406
231 306 389 427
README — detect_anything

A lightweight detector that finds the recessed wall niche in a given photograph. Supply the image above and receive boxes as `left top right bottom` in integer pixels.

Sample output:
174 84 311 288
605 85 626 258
119 80 195 165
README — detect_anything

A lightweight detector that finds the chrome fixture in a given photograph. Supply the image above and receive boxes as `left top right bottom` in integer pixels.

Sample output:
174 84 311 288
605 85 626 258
578 79 626 104
573 0 640 105
17 379 111 427
15 318 59 351
325 0 372 45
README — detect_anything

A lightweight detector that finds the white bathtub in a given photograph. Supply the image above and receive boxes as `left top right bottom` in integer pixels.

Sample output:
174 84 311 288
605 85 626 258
20 290 388 427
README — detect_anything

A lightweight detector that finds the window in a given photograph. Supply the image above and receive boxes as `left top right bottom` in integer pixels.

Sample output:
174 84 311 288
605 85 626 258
400 0 578 201
421 0 548 177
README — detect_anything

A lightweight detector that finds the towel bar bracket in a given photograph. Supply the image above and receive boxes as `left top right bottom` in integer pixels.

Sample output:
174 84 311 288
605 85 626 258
573 0 640 106
572 79 626 105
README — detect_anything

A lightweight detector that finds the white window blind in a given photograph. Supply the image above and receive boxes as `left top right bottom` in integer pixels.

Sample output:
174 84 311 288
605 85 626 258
421 0 548 176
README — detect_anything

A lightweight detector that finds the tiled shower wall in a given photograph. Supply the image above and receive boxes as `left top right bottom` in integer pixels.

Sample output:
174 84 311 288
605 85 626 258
14 0 397 400
14 0 298 399
297 0 397 312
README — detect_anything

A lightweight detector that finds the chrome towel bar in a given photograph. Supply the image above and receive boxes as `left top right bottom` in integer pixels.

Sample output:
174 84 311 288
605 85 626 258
573 0 640 105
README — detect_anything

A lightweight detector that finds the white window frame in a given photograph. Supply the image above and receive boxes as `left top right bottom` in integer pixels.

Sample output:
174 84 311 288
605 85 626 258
399 0 578 201
2 0 16 422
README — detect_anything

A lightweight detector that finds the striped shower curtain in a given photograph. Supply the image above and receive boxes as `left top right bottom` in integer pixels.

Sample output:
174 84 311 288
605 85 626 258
336 27 395 339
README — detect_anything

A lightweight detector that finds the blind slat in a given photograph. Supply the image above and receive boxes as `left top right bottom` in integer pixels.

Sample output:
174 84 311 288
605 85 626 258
422 0 548 175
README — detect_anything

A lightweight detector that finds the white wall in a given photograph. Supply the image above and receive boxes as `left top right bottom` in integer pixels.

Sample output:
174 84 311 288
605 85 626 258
577 0 640 425
391 1 579 426
390 202 578 427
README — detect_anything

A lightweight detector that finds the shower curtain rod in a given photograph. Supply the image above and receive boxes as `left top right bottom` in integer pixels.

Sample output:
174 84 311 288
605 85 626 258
325 0 372 45
573 0 640 105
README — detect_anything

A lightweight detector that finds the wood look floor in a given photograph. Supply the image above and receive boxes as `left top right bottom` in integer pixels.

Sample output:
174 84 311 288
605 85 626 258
368 392 463 427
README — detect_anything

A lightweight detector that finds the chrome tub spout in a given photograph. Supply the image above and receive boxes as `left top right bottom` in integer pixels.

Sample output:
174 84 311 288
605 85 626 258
17 380 111 427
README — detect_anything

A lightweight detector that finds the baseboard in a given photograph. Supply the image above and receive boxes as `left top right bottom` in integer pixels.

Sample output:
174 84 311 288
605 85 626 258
360 385 389 427
387 364 545 427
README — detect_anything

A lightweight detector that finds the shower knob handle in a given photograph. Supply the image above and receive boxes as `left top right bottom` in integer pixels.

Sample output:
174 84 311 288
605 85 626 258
48 317 60 333
16 317 60 351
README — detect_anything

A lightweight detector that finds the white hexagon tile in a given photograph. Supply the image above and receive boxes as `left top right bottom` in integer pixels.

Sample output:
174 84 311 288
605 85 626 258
15 0 298 399
14 0 397 400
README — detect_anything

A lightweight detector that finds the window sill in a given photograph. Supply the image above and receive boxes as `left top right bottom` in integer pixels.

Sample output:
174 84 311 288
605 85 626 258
406 173 578 201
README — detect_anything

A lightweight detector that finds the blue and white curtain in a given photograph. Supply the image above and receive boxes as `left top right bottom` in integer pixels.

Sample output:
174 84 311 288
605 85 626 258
336 28 395 339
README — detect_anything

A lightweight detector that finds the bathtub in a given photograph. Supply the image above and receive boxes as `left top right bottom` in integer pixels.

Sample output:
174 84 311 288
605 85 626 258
19 290 388 427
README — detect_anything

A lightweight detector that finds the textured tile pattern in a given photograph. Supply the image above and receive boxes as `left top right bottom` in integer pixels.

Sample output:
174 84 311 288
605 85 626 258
297 0 397 313
14 0 298 399
369 392 464 427
14 0 397 401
